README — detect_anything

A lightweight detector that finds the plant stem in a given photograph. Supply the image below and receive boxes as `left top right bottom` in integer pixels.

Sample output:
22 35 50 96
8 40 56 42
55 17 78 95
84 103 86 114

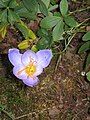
69 6 90 15
1 109 15 120
62 33 76 53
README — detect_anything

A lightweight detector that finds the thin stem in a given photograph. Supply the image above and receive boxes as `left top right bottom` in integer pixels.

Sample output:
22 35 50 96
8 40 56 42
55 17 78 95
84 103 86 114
1 109 15 120
69 6 90 15
62 33 76 53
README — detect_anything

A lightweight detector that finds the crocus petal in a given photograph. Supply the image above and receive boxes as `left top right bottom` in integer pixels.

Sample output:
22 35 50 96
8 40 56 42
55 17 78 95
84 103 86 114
21 50 37 66
33 65 43 76
36 49 53 68
8 48 22 66
13 64 27 80
22 77 39 87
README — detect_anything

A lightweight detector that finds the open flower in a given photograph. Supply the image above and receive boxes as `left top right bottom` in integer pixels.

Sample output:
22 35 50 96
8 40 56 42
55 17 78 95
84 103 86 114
8 48 52 87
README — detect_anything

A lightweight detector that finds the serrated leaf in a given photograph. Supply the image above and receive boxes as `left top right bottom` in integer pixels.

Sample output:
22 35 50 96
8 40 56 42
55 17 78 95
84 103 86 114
53 19 64 41
86 54 90 68
86 71 90 81
1 9 8 23
0 0 6 8
60 0 68 16
82 31 90 41
22 0 38 14
38 0 48 16
40 16 61 29
15 3 36 20
78 41 90 53
18 40 30 49
41 0 50 8
8 9 20 25
64 16 78 27
9 0 18 8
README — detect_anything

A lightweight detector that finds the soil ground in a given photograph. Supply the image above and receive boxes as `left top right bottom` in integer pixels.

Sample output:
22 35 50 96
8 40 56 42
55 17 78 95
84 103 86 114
0 0 90 120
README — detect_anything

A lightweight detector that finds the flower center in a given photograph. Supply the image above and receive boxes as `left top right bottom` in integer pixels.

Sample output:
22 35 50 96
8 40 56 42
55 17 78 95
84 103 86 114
25 64 36 77
17 57 37 77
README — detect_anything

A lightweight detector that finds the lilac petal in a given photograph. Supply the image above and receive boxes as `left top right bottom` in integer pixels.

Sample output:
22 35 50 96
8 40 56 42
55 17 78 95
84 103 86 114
22 77 39 87
13 64 27 80
8 48 22 66
21 50 37 66
33 65 43 76
36 49 53 68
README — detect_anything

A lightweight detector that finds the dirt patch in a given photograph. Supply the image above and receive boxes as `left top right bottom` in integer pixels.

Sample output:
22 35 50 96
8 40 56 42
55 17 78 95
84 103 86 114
0 46 90 120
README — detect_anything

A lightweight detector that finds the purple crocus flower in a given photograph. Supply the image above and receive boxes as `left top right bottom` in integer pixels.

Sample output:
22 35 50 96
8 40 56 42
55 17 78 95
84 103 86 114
8 48 52 87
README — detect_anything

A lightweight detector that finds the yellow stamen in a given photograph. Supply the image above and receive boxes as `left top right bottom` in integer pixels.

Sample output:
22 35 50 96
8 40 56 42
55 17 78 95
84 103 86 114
25 64 36 77
17 59 36 77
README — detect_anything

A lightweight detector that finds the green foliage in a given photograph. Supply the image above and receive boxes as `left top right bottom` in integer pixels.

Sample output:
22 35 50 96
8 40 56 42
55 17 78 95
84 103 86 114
38 0 48 16
22 0 38 14
86 71 90 81
79 32 90 69
40 16 61 29
53 19 64 41
15 21 36 40
82 31 90 41
78 41 90 53
0 0 49 41
60 0 68 16
64 16 78 28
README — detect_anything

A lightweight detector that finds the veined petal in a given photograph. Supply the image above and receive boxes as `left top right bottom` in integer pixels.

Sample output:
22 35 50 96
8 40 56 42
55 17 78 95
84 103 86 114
21 50 37 66
36 49 53 68
8 48 22 66
13 64 27 80
22 77 39 87
33 65 43 76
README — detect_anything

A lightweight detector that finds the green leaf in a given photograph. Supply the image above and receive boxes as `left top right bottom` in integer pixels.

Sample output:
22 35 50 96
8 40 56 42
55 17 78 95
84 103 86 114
16 21 36 40
64 16 78 27
37 28 48 37
48 4 58 12
38 0 48 16
37 37 51 50
16 22 29 39
86 71 90 81
15 3 36 20
9 0 18 8
60 0 68 16
0 0 6 8
53 19 64 41
86 54 90 68
40 16 61 29
82 31 90 41
41 0 50 8
8 9 20 25
2 0 10 7
78 41 90 53
22 0 38 14
1 9 8 23
0 23 8 39
18 40 30 49
31 45 38 52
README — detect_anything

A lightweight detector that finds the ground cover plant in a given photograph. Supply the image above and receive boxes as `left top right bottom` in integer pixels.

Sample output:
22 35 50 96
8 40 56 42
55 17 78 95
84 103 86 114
0 0 90 119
